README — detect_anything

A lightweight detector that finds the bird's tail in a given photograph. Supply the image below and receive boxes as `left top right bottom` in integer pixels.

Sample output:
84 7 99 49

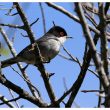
1 57 18 68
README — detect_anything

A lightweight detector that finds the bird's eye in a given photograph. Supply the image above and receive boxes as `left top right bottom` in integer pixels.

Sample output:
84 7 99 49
60 32 64 36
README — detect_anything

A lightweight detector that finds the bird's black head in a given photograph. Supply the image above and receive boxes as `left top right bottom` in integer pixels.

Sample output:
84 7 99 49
48 26 67 37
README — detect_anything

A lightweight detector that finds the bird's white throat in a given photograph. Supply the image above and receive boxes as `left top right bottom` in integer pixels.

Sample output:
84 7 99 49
57 36 67 44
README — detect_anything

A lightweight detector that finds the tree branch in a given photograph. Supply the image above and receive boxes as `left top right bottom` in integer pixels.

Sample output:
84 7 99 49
99 3 109 76
0 74 48 107
0 23 24 29
49 33 99 107
98 3 110 107
75 3 109 89
0 94 15 108
13 2 56 104
39 3 46 34
104 3 110 15
0 96 20 106
65 3 109 107
0 18 39 29
59 46 99 78
8 89 20 108
46 2 100 35
0 26 41 100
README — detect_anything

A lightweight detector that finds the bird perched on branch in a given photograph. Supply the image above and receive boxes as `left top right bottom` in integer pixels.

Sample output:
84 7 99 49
1 26 69 68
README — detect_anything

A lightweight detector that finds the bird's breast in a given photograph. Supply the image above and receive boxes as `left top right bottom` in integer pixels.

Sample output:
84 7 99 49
41 39 61 60
46 39 61 52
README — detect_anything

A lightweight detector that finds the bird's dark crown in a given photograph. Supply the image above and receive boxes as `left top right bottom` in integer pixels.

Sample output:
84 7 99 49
48 26 67 37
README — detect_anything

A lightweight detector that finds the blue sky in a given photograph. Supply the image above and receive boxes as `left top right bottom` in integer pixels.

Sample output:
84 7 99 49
0 2 99 107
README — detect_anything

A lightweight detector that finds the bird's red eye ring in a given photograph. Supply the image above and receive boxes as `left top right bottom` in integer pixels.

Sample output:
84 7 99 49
60 32 64 36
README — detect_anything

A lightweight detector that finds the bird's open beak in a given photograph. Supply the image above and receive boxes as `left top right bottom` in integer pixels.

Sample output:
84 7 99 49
66 36 73 39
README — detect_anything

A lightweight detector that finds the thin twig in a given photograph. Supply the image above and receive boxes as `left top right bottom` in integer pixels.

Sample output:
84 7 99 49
10 66 41 98
8 89 20 108
0 18 39 29
30 18 39 27
39 3 46 34
0 94 15 108
0 23 24 29
85 13 97 28
81 3 99 15
60 46 99 78
82 3 98 27
5 4 16 16
81 90 104 93
0 96 20 106
63 77 68 92
6 12 18 16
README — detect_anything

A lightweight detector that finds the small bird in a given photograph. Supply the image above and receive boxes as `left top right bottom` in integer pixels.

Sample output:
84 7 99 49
1 26 68 68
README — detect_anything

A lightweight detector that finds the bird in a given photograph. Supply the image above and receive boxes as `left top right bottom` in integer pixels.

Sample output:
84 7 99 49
1 26 69 68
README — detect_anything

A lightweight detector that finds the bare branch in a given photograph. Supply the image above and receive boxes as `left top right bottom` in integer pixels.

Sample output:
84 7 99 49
0 26 42 102
46 2 100 35
10 66 41 98
81 3 99 15
30 18 39 27
0 94 15 108
75 3 109 89
85 13 97 28
8 89 20 108
64 3 109 107
98 3 109 76
98 3 110 107
6 12 18 16
0 96 20 106
13 2 35 43
0 23 24 29
82 3 97 27
13 2 56 104
60 47 99 78
0 74 48 107
98 81 103 107
49 34 99 107
1 2 109 108
20 33 28 37
39 3 46 34
0 18 39 29
61 32 99 108
104 3 110 15
81 90 104 93
5 4 16 16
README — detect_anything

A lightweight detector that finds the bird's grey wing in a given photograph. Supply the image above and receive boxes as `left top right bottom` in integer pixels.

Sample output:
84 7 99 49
17 33 57 64
16 34 52 63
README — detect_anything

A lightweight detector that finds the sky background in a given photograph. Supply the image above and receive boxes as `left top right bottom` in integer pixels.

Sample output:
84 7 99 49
0 2 100 108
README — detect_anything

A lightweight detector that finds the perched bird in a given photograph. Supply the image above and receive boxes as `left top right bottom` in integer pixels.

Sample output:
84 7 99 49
1 26 69 68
